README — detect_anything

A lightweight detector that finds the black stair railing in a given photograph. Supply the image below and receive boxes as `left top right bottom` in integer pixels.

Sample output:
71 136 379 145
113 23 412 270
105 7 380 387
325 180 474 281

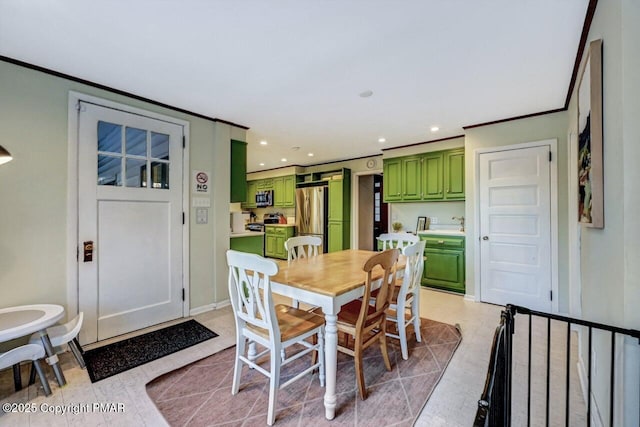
474 304 640 427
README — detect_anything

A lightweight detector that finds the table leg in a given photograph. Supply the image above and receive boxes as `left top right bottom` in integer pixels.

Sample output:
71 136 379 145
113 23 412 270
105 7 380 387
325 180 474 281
38 331 66 387
323 313 338 420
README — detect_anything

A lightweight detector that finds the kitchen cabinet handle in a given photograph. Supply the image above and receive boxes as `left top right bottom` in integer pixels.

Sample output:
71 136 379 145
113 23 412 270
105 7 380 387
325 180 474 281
437 240 444 244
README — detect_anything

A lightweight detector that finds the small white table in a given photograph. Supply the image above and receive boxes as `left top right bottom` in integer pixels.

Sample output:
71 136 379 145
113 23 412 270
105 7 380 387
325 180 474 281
0 304 67 386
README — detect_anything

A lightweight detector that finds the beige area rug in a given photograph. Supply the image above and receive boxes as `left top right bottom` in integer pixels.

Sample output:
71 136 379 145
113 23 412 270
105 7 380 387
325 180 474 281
147 318 462 426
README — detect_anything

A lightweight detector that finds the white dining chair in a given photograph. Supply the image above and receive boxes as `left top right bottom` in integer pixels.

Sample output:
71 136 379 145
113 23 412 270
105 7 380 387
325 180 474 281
0 344 51 396
226 250 325 426
372 240 426 360
284 235 322 309
377 232 419 251
29 312 85 368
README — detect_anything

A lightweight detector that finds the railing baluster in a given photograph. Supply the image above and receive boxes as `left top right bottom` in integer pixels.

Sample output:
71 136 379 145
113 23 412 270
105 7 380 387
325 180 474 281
610 332 615 427
587 327 592 427
527 314 532 427
546 317 551 427
566 321 571 426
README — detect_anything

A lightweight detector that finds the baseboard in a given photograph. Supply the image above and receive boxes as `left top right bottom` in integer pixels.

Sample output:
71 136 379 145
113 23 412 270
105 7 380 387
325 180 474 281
189 299 231 316
577 355 605 427
463 294 475 301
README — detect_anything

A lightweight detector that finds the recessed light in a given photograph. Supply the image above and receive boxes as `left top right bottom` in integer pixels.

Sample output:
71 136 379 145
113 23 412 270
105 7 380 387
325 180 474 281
281 158 287 162
259 162 265 166
260 140 268 145
308 153 314 157
430 126 439 132
378 137 386 143
359 90 373 98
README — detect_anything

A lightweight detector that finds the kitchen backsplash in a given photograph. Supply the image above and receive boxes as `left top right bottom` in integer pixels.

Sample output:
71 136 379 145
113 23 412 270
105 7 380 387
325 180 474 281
250 207 296 222
389 201 464 233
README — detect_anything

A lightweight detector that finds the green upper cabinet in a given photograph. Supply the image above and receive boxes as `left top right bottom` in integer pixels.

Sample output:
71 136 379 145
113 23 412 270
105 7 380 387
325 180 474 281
327 169 351 252
273 175 296 207
401 156 422 201
230 140 247 203
383 158 402 202
383 148 464 203
422 152 444 199
444 149 465 200
243 180 257 208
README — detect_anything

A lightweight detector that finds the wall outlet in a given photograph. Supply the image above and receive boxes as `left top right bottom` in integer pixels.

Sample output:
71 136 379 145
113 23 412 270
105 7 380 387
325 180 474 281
430 217 438 224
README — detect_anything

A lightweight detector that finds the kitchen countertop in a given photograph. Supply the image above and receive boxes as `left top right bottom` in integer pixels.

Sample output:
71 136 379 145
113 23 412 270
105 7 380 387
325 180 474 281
417 229 465 236
230 231 265 238
263 223 296 227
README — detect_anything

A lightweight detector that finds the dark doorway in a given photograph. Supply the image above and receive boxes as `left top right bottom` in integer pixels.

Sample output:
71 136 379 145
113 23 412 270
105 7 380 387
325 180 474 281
373 174 388 244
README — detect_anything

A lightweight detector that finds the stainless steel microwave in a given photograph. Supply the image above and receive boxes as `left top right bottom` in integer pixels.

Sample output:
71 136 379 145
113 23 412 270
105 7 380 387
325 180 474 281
256 190 273 207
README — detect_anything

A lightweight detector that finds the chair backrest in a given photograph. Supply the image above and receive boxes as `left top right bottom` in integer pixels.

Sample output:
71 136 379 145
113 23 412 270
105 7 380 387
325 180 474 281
399 240 426 300
357 249 399 332
377 233 419 251
226 250 280 342
285 235 322 262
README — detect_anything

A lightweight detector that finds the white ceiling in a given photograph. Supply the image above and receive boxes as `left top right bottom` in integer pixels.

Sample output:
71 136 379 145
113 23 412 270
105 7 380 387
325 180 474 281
0 0 588 172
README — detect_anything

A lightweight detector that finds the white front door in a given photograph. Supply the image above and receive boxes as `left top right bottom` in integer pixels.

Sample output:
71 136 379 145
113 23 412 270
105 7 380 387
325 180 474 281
78 102 184 343
479 145 552 312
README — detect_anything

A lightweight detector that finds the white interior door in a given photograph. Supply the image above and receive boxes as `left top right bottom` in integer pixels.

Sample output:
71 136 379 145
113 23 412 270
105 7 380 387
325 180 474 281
479 145 552 312
78 102 184 343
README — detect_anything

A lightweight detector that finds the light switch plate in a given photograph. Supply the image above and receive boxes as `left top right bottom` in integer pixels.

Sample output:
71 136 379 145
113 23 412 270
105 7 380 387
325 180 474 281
196 207 208 224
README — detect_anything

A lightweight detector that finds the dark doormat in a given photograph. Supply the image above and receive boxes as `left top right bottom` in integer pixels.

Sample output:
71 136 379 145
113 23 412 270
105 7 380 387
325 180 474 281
84 320 218 382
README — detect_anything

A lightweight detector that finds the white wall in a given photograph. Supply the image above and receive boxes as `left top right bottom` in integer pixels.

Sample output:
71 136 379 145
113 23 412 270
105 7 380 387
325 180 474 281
0 60 241 321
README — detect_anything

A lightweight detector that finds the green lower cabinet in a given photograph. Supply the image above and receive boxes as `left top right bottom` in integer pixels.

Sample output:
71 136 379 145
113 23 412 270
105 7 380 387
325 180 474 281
230 235 264 256
421 235 465 293
264 225 295 259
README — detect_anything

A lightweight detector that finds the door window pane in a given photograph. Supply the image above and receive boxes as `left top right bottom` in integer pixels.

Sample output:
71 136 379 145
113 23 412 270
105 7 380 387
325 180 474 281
151 162 169 189
98 121 122 154
126 127 147 156
98 155 122 186
151 132 169 160
126 158 147 187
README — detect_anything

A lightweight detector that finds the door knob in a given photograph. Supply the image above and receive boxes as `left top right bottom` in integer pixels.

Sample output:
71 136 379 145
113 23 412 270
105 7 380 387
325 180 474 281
482 236 489 241
83 240 94 262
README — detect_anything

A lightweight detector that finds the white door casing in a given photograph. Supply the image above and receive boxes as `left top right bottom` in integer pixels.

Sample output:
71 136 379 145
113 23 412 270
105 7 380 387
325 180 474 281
478 144 553 312
77 101 185 343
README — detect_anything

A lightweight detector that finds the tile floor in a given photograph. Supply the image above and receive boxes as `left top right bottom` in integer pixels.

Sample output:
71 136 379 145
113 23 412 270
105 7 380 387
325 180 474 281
0 289 586 426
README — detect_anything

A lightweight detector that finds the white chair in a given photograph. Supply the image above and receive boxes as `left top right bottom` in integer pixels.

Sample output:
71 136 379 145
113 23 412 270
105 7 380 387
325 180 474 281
226 250 325 426
372 240 426 360
377 232 419 250
0 344 51 396
285 235 322 262
29 312 85 369
284 236 322 309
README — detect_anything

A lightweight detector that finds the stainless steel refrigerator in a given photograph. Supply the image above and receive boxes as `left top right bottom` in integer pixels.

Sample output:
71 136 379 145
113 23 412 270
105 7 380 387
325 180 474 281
295 186 328 253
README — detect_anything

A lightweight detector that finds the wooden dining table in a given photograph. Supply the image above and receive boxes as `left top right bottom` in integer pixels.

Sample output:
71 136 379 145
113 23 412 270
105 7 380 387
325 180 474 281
271 249 404 420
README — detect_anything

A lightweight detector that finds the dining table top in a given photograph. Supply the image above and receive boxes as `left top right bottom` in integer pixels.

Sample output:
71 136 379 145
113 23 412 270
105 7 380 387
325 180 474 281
272 249 405 298
0 304 64 342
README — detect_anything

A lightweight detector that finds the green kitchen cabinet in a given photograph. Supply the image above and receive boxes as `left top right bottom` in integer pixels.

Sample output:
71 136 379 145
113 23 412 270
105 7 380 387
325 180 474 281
258 178 273 190
420 234 465 293
421 152 444 200
401 156 422 201
383 158 402 202
230 140 247 203
264 225 295 259
243 180 258 208
230 234 264 256
444 149 465 200
327 169 351 252
273 175 296 207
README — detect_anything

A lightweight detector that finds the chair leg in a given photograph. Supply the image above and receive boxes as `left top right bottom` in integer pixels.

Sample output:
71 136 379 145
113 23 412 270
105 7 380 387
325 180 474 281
354 345 367 400
267 345 281 426
397 302 409 360
291 298 299 309
32 359 51 396
412 298 422 343
69 338 86 369
29 362 37 385
12 363 22 391
380 321 392 372
232 336 246 395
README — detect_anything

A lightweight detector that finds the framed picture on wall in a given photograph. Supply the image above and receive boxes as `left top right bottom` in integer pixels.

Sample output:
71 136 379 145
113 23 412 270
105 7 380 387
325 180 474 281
577 39 604 228
416 216 427 232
